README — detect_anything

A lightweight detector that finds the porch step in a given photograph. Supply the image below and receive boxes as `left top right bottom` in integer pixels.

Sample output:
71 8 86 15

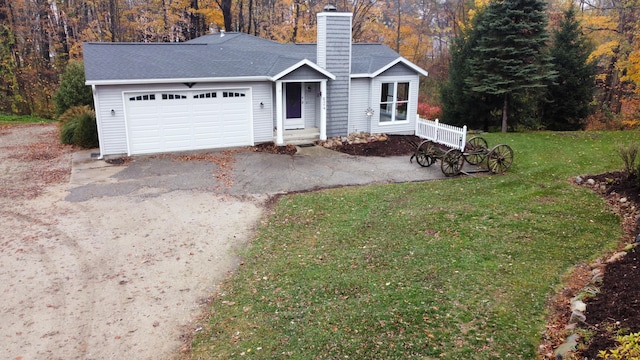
279 128 321 145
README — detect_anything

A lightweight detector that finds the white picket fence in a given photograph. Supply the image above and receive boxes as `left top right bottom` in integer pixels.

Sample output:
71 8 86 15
415 117 467 151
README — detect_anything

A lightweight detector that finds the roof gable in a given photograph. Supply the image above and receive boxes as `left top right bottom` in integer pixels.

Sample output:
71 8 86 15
272 59 336 81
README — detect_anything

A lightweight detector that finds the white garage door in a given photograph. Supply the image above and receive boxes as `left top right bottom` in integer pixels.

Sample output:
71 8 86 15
124 89 252 155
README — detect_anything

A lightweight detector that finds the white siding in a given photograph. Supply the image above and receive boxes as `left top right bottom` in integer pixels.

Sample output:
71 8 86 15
94 81 273 156
249 83 274 143
369 75 420 135
94 86 128 156
348 78 371 134
377 63 417 77
280 66 327 81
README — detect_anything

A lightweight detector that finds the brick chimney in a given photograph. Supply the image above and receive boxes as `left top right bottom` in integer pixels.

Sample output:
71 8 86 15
317 5 352 137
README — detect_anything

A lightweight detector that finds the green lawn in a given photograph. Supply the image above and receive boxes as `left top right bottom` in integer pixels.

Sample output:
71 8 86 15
189 131 638 359
0 114 54 125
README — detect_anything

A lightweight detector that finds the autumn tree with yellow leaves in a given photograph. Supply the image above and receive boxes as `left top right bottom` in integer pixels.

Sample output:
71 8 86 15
0 0 638 126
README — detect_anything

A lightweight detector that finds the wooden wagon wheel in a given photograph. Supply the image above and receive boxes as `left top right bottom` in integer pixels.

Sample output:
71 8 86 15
441 148 464 176
464 136 488 165
487 144 514 174
415 140 436 167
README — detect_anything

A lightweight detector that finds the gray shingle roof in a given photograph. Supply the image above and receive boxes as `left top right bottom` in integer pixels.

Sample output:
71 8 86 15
83 32 416 83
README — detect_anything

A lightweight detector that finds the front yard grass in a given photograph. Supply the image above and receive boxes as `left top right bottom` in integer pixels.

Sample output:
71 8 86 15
189 131 638 359
0 114 54 125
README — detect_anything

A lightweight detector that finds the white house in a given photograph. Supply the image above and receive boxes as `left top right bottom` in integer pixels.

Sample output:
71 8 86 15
83 6 429 157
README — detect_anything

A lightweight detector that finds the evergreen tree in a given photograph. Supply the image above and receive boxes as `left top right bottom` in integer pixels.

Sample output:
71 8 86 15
466 0 556 132
53 61 94 117
440 13 501 131
542 6 596 131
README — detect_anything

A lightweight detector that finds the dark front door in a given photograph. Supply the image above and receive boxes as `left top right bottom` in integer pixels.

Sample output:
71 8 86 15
284 82 304 129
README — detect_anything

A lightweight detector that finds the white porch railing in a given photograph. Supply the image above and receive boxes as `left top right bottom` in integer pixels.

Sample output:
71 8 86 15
415 117 467 151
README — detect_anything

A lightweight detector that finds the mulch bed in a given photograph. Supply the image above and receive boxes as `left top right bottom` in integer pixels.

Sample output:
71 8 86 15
541 172 640 359
328 134 421 157
574 172 640 358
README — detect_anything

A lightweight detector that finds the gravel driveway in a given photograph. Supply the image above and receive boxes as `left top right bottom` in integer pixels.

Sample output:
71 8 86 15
0 124 265 359
1 124 446 359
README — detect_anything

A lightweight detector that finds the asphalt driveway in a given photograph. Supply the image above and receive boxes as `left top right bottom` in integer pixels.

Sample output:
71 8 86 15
67 145 446 202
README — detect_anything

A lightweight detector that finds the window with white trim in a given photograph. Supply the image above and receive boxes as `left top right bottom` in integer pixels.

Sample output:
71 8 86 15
129 94 156 101
379 82 409 123
222 91 246 98
193 92 217 99
161 93 187 100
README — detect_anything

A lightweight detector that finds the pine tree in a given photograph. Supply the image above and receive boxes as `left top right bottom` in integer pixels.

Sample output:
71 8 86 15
440 15 501 131
542 6 596 131
466 0 556 132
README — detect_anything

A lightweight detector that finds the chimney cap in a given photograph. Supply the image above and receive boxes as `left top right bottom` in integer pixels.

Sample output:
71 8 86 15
323 4 337 11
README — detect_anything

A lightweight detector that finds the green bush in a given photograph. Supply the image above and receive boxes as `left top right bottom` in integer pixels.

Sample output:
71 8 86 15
53 61 93 117
59 117 79 145
58 105 92 123
72 112 98 148
599 332 640 359
617 142 638 176
58 106 98 148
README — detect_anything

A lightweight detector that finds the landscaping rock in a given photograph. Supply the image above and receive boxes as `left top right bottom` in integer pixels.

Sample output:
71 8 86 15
569 310 586 324
571 300 586 312
554 334 579 359
606 251 627 263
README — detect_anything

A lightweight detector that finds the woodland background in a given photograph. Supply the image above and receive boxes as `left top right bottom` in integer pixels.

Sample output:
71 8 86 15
0 0 639 128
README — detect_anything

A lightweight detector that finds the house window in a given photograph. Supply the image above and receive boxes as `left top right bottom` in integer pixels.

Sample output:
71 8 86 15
194 92 217 99
222 91 246 98
161 93 187 100
379 82 409 123
129 94 156 101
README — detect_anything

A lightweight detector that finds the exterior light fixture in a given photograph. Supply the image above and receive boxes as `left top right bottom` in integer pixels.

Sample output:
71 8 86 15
365 107 374 119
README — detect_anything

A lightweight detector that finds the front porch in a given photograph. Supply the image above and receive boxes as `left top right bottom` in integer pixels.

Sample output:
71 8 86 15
276 128 321 145
273 77 329 146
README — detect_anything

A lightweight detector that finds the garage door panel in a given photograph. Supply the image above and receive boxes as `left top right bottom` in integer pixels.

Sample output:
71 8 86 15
162 124 192 133
125 89 251 155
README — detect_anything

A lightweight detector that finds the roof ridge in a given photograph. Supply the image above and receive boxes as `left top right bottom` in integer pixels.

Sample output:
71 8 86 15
85 42 206 46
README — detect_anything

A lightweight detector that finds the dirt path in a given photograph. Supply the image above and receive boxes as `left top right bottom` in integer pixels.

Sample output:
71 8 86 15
0 124 265 359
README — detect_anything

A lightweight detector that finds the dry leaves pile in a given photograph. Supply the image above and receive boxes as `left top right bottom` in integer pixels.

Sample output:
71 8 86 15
169 151 238 189
251 142 297 155
1 125 75 199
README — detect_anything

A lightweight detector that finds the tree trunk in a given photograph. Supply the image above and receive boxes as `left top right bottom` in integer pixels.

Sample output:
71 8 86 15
238 0 244 33
291 1 299 43
221 0 232 31
109 0 119 42
247 0 253 35
395 0 401 53
502 93 508 132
